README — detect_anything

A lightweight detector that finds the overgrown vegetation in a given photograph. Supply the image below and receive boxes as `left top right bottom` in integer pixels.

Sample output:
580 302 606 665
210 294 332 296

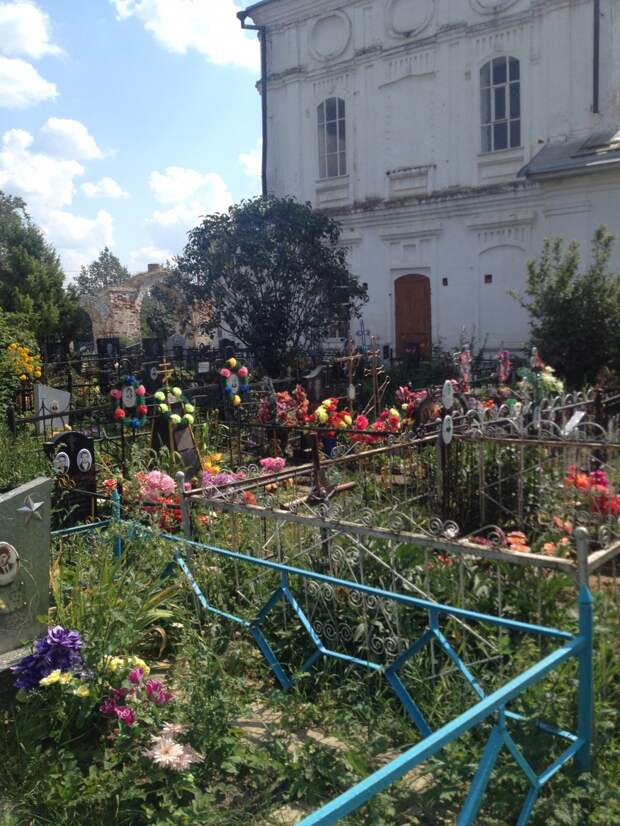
515 226 620 387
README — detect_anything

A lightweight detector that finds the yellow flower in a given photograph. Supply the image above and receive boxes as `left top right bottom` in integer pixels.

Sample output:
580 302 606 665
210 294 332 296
232 394 241 407
73 685 91 698
19 374 27 382
39 669 61 686
316 407 328 424
389 408 401 419
58 672 73 685
129 656 150 676
104 655 125 673
34 369 42 379
227 357 237 369
8 342 17 350
343 415 352 426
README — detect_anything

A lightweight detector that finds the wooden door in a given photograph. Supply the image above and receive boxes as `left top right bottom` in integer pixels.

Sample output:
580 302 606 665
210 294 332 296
394 274 432 358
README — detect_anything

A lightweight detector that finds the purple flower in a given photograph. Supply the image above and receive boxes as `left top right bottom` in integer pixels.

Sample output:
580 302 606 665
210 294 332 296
12 626 84 692
111 687 129 702
46 626 83 651
100 697 117 716
146 679 173 705
115 706 136 726
127 667 145 685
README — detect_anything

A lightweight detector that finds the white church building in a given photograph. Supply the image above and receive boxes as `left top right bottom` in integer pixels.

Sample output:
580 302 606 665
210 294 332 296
239 0 620 358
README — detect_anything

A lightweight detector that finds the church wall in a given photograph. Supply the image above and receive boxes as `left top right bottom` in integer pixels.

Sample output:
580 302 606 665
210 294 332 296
248 0 620 354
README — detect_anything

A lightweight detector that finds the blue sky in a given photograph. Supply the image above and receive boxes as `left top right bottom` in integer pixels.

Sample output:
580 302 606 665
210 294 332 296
0 0 262 275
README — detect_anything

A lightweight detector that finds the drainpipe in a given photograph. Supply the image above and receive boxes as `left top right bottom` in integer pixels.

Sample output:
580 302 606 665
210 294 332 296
593 0 600 113
238 11 268 197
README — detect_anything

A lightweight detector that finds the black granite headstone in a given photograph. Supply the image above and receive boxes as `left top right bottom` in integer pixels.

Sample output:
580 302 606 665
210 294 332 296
45 431 97 527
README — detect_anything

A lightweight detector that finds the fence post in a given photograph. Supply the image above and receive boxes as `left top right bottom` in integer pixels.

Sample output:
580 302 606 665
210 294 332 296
177 471 192 541
575 526 594 773
112 488 122 559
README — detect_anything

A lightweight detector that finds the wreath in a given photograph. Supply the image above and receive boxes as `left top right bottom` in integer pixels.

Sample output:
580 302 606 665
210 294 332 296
110 375 148 429
219 357 250 407
153 386 195 428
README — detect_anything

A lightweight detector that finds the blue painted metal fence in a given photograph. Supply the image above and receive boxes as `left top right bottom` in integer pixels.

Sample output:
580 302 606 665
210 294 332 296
52 517 594 825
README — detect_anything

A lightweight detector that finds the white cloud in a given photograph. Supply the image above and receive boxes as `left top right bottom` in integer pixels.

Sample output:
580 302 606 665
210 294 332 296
0 127 83 208
43 208 114 248
82 176 129 199
0 125 116 273
41 117 103 160
111 0 259 71
239 137 262 179
147 165 232 251
0 2 62 58
127 244 173 271
0 55 57 107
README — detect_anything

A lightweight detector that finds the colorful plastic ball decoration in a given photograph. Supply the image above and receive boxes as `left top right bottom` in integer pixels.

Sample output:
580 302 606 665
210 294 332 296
131 417 141 429
184 414 194 426
227 357 237 369
170 414 182 425
114 407 126 420
238 366 248 378
137 404 148 416
219 368 231 379
154 391 165 402
224 386 233 397
232 394 241 407
172 387 183 398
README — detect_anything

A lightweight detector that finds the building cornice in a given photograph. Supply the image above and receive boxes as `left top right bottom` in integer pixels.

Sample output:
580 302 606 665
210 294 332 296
258 0 592 90
319 180 542 228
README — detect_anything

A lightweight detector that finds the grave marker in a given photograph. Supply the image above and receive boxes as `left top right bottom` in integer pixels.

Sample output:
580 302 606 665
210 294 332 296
0 477 51 656
45 431 97 527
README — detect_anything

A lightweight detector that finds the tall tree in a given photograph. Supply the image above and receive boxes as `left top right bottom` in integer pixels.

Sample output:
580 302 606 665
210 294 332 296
0 191 81 349
177 196 368 375
76 247 131 294
514 226 620 387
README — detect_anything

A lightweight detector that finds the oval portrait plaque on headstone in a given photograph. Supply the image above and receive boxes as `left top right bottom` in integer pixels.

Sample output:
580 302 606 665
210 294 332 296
53 451 70 474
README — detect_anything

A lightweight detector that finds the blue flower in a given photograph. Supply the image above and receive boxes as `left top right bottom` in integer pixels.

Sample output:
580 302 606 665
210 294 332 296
12 626 84 691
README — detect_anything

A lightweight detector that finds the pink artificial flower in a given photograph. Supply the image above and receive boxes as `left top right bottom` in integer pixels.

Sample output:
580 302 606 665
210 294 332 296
115 706 136 726
110 388 122 400
172 744 202 771
219 368 231 379
136 384 146 396
147 470 162 487
260 457 285 472
144 736 184 769
100 697 117 716
127 667 145 685
238 366 248 378
159 474 176 495
354 415 369 430
146 679 173 705
161 722 188 736
111 687 129 702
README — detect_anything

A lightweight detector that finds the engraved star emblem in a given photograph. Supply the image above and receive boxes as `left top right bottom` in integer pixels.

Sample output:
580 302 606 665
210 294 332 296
17 496 44 523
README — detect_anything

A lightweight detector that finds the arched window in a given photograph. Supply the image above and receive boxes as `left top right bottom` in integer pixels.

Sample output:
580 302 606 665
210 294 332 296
480 57 520 152
317 97 346 179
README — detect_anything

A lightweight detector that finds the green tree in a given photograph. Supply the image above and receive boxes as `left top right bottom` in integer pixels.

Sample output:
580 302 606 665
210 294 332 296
76 246 131 295
140 284 179 341
177 196 368 375
515 226 620 387
0 191 82 350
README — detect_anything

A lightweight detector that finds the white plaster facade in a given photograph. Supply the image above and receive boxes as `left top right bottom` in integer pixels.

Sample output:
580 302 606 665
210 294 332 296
242 0 620 356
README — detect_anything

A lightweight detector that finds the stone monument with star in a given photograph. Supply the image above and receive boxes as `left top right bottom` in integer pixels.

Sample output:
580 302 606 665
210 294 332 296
0 477 51 701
